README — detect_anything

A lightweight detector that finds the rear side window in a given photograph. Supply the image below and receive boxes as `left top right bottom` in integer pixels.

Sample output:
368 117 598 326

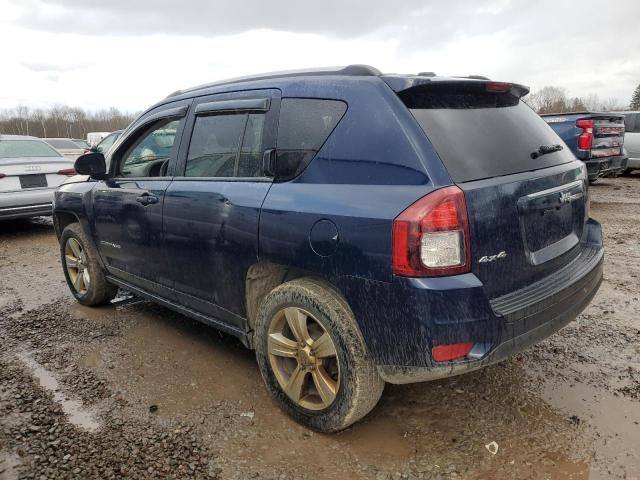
186 113 265 178
0 140 61 159
45 139 80 149
624 113 640 133
402 83 575 183
276 99 347 179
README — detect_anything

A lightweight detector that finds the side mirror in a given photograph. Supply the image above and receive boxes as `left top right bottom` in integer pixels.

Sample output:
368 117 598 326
262 148 277 177
75 152 107 180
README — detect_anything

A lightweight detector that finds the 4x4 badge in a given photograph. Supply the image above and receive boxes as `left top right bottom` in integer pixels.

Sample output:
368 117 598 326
479 251 507 263
559 191 572 204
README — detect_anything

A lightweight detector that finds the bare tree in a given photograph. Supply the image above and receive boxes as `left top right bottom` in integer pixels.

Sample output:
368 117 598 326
0 105 136 138
526 86 568 114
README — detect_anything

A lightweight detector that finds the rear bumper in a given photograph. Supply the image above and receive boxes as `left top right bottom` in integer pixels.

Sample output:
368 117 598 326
585 155 627 177
627 157 640 169
0 203 53 220
0 189 55 219
338 220 604 384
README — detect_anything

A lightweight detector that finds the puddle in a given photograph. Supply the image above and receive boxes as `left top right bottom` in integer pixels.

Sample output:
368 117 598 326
14 350 101 432
101 306 258 416
0 451 21 480
541 380 640 479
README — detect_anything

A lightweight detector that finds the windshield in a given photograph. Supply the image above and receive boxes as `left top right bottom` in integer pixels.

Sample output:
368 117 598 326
96 132 121 153
73 139 91 149
0 140 62 159
402 83 574 182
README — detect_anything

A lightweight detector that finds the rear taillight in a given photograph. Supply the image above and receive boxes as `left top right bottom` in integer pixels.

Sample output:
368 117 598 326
576 119 594 150
57 168 76 176
392 186 471 277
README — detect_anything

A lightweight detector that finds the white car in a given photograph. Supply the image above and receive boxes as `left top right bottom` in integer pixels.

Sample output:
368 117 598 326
0 135 76 220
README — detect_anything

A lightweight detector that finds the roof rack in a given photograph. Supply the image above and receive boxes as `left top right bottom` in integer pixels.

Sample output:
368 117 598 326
167 64 382 98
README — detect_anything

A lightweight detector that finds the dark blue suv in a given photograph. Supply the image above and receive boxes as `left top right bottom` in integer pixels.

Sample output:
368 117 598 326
54 65 604 432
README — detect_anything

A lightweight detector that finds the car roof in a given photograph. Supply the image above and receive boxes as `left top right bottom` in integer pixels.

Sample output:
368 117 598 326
0 134 41 141
166 64 506 99
135 65 527 126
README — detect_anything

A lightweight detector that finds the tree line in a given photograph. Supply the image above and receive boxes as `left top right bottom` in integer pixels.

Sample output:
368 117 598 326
1 84 638 139
524 84 639 114
0 105 137 139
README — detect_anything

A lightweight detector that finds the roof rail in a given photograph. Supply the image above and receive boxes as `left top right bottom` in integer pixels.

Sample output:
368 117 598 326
167 64 382 98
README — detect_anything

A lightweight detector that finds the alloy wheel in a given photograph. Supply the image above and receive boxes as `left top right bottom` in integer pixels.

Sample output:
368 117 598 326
65 238 90 295
267 307 340 410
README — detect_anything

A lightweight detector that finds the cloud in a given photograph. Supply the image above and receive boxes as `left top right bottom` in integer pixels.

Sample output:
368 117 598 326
21 61 91 72
1 0 639 110
12 0 432 37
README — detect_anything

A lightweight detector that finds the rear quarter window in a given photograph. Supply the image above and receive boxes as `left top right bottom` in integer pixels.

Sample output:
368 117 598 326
276 98 347 180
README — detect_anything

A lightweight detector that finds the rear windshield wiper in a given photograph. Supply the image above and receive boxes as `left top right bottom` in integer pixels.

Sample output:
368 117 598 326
531 144 563 159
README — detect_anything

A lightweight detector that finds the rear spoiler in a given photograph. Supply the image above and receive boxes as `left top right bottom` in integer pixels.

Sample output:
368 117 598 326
381 75 530 98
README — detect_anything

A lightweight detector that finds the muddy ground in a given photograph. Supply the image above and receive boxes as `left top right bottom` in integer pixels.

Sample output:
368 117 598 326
1 175 639 480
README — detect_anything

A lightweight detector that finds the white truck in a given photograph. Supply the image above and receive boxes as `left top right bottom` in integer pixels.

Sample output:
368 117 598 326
86 132 111 147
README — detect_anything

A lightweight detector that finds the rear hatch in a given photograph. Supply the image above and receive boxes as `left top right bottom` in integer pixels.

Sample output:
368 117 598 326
398 80 590 299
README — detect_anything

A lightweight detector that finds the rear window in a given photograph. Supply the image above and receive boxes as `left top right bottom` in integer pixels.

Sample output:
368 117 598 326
45 139 81 149
0 140 61 159
276 98 347 179
402 83 574 183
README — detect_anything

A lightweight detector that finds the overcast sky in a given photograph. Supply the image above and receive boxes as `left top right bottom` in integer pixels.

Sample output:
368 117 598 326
1 0 639 112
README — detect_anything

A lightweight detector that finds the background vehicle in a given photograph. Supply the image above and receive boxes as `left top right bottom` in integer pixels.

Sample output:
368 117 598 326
73 139 91 150
542 112 627 181
54 66 603 432
86 132 110 147
43 138 86 162
0 135 76 219
93 129 123 154
615 111 640 172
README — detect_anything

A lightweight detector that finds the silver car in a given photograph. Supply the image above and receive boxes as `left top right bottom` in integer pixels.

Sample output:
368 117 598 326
43 138 86 162
0 135 76 220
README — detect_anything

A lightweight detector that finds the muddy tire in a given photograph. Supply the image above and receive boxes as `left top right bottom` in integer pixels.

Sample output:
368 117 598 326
60 223 118 306
254 277 384 432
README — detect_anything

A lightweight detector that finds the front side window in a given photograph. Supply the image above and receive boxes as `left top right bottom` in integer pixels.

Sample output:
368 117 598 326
185 113 265 178
118 119 180 177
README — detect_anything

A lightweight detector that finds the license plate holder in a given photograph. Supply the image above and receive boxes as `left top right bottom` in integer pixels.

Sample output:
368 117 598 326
19 174 48 189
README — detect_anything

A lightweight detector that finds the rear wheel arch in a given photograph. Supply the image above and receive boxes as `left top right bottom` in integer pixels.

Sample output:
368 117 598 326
245 262 350 333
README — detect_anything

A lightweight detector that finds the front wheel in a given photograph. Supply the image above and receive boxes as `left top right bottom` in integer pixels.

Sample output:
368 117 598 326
60 223 118 306
254 278 384 432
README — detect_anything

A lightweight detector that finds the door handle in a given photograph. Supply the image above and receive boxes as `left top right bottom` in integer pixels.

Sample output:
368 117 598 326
135 193 159 205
